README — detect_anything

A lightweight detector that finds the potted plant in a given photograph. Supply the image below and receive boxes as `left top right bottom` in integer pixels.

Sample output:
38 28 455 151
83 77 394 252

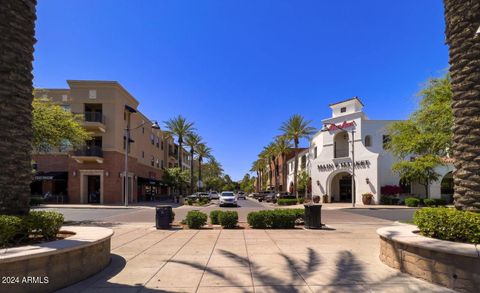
362 193 374 205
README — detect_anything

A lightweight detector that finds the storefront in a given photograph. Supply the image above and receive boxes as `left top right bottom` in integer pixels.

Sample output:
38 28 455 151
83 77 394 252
30 171 69 202
137 177 168 201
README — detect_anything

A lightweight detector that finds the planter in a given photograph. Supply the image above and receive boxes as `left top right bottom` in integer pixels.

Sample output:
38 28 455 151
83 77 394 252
377 225 480 293
312 195 320 203
322 195 329 203
0 226 113 293
362 196 372 205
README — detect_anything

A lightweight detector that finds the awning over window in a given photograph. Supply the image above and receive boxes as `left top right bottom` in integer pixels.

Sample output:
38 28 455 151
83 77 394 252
125 104 137 113
137 177 168 186
34 171 68 181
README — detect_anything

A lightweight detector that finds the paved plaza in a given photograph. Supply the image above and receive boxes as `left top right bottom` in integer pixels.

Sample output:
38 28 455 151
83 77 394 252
56 205 454 293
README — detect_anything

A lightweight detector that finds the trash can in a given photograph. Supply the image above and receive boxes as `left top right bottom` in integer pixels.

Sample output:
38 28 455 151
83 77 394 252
156 205 172 229
304 204 322 229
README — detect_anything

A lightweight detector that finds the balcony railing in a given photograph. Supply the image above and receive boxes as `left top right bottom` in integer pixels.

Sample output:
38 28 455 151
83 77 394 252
169 151 178 158
84 111 105 124
73 146 103 157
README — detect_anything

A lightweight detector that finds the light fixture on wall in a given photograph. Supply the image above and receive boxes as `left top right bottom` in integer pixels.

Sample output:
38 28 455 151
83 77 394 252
316 180 320 186
105 171 109 177
72 171 76 177
365 178 370 184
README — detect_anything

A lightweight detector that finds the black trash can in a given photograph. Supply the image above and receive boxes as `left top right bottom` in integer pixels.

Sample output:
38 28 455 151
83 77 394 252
156 205 172 229
304 204 322 229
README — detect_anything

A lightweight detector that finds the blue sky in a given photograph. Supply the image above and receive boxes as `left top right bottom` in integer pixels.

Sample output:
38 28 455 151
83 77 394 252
33 0 448 181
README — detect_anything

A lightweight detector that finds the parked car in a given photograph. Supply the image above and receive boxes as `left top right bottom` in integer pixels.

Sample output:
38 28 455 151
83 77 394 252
209 191 220 200
264 192 277 203
237 191 246 200
256 191 274 202
219 191 238 207
276 192 295 199
196 192 210 199
186 194 198 199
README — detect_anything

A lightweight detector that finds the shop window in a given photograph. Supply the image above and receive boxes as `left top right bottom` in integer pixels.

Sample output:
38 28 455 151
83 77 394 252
364 135 372 147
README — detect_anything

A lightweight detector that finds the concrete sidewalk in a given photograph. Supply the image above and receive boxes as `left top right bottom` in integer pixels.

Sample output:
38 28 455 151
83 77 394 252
39 201 183 210
59 221 454 293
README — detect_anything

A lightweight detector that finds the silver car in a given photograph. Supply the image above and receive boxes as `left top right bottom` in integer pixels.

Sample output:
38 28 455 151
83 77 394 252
219 191 237 207
236 191 246 200
209 191 219 200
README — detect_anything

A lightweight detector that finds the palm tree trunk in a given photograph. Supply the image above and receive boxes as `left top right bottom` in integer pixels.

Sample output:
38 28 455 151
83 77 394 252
178 139 183 195
444 0 480 212
0 0 37 215
293 143 299 199
190 148 194 194
198 157 202 192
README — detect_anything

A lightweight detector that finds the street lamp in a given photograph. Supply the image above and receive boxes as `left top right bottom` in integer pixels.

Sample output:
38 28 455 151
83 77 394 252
123 114 161 207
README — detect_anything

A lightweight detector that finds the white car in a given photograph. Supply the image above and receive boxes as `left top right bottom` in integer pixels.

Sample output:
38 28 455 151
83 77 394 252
209 191 219 200
236 191 246 200
219 191 238 207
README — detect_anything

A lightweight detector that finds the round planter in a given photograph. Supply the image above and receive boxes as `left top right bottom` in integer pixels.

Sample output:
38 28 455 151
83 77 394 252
0 226 113 293
362 197 372 205
377 225 480 293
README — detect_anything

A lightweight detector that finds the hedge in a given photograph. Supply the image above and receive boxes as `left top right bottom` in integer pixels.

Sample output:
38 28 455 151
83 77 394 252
29 197 44 206
380 196 401 205
247 209 298 229
405 197 420 207
423 198 447 207
185 210 207 229
277 198 298 206
210 210 222 225
218 211 238 229
413 208 480 244
0 211 64 247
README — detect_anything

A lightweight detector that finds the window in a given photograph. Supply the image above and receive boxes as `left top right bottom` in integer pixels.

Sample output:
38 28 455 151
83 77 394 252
89 90 96 99
301 155 306 169
150 134 154 145
124 111 127 120
340 107 346 113
156 137 159 148
142 151 144 158
61 105 71 112
61 94 68 102
142 127 144 134
161 160 164 169
314 147 317 159
382 135 391 149
161 141 164 150
151 156 154 167
156 159 160 168
364 135 372 147
334 131 349 158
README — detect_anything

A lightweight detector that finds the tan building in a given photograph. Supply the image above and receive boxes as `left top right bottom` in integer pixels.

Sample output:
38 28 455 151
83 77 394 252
32 80 189 204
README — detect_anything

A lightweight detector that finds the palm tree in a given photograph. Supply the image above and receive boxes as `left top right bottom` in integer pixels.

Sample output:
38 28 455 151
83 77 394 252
196 143 212 192
164 115 195 195
262 143 277 191
250 159 263 192
273 136 292 192
0 1 37 215
444 0 480 212
280 114 316 198
185 133 202 194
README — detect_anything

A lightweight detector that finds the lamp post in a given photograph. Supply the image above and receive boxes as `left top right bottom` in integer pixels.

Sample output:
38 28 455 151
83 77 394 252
123 116 160 207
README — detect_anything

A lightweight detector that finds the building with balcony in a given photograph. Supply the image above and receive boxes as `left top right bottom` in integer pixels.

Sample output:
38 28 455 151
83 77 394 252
32 80 173 204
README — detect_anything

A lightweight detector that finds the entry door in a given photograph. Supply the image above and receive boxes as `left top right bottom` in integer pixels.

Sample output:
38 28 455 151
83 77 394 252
87 175 101 203
339 176 352 202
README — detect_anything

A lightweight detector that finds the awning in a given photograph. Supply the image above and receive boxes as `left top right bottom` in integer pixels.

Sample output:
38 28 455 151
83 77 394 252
137 177 168 186
125 104 137 113
34 171 68 181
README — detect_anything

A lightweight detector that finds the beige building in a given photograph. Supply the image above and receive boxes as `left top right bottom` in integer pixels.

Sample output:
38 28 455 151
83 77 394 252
32 80 190 204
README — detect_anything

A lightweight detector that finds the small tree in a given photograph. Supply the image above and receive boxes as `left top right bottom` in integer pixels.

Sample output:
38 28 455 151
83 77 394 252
297 170 309 197
392 155 441 198
33 97 90 152
163 168 189 196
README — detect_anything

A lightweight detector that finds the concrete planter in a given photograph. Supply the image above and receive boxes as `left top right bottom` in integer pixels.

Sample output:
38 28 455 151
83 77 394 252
377 225 480 293
0 226 113 293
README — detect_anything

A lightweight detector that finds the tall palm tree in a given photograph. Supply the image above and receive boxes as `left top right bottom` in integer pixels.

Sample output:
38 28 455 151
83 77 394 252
0 1 37 215
444 0 480 212
262 143 277 191
273 136 292 192
196 143 212 192
250 159 262 192
164 115 195 195
280 114 316 198
185 133 202 194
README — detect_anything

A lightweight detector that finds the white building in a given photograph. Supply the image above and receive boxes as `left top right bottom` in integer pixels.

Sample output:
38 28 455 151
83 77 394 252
287 97 454 204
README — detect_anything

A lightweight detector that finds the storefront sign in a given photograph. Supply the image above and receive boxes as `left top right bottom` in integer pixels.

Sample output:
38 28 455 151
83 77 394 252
317 160 370 171
328 121 355 131
34 175 54 180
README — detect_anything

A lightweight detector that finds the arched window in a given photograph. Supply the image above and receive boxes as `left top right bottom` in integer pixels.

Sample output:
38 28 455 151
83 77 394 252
334 131 349 158
364 135 372 147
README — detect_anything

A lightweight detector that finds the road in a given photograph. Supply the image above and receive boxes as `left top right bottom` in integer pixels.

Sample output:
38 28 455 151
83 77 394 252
35 198 417 225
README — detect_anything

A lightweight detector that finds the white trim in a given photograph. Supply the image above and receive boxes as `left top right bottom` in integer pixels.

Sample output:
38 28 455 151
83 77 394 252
79 170 104 204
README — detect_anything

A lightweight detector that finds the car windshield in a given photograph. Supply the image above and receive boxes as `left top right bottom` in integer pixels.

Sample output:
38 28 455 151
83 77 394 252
222 192 234 197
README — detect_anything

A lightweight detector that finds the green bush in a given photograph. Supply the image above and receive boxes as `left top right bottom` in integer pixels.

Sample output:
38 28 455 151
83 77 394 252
247 210 297 229
434 198 447 206
187 199 194 205
29 197 44 206
405 197 420 207
380 196 401 205
210 210 222 225
413 208 480 244
285 208 304 221
297 198 305 204
423 198 435 207
185 210 207 229
0 215 23 247
26 211 64 240
219 211 238 229
277 198 298 206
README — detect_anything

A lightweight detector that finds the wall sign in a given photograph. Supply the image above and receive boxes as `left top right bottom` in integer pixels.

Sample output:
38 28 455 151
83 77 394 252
328 121 355 131
317 160 370 172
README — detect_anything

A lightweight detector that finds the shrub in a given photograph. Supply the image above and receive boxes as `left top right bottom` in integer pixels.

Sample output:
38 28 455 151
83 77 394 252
26 211 64 240
210 210 222 225
29 197 44 206
198 198 209 205
277 198 298 206
185 210 207 229
247 210 297 229
219 211 238 229
434 198 447 206
0 215 23 247
405 197 420 207
423 198 436 207
297 198 305 204
413 208 480 244
380 195 400 205
187 199 194 205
